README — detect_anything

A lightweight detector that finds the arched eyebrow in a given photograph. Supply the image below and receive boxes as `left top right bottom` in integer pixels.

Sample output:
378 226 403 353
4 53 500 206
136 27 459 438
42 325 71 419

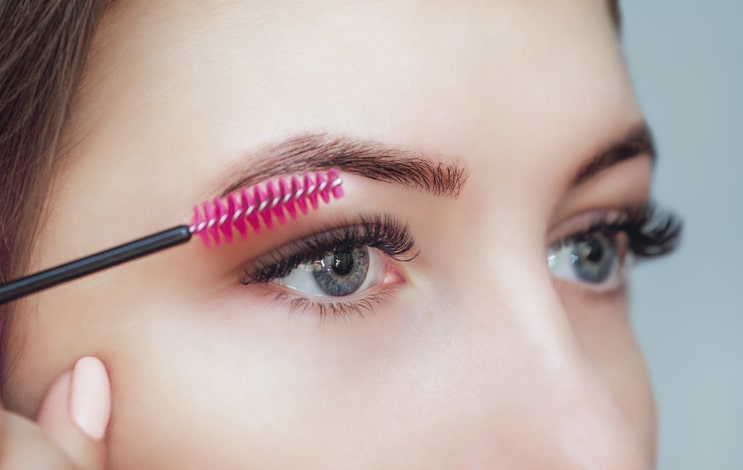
216 133 469 198
571 122 656 187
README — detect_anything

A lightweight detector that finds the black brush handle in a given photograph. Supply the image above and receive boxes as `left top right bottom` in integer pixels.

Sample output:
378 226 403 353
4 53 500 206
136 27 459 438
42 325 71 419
0 225 192 306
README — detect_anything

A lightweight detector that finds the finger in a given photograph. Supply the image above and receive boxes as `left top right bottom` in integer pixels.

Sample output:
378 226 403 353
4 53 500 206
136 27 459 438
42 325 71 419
1 411 77 470
36 357 111 470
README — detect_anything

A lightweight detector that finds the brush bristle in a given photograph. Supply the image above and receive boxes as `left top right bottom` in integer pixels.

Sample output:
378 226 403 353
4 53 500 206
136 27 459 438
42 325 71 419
189 168 344 247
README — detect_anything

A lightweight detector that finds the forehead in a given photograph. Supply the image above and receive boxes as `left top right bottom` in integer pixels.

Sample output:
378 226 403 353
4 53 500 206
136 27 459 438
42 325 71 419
62 0 637 237
85 0 626 131
85 1 629 132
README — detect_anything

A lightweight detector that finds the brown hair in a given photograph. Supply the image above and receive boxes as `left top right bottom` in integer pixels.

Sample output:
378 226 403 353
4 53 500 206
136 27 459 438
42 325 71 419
0 0 112 385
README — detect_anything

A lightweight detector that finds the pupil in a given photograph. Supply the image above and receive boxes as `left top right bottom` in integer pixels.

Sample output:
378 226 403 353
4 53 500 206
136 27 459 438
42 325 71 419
313 246 369 297
583 238 605 264
331 250 354 276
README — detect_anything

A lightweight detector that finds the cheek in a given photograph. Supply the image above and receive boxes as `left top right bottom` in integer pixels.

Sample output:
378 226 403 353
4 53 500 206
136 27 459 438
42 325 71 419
556 282 657 454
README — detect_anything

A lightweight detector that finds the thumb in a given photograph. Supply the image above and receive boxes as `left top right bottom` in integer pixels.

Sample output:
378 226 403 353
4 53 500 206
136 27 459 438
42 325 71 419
36 357 111 470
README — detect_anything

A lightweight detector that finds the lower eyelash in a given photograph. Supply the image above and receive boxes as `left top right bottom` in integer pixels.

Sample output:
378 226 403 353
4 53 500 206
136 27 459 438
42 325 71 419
263 287 395 321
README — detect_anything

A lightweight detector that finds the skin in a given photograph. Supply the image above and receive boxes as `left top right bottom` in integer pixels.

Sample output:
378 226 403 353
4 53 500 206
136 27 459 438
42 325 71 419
2 0 658 468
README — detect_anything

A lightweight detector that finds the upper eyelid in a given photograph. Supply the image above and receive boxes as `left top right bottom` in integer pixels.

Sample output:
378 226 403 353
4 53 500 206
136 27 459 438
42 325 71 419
246 226 370 273
253 218 412 265
547 203 682 260
241 215 415 282
547 208 629 244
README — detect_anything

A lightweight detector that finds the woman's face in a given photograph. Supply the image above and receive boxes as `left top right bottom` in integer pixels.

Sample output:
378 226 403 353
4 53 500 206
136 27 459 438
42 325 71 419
4 0 658 467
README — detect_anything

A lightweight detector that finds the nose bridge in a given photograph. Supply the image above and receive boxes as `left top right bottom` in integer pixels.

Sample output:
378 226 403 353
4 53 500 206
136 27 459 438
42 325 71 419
445 252 650 467
453 251 583 388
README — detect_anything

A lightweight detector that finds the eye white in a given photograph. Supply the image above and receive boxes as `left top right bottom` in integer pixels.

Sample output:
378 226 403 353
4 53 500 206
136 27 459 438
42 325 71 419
547 237 623 292
275 248 386 297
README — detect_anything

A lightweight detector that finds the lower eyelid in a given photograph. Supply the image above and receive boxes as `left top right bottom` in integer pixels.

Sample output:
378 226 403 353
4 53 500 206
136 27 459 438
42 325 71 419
552 277 628 303
242 250 409 317
290 290 398 320
251 277 404 319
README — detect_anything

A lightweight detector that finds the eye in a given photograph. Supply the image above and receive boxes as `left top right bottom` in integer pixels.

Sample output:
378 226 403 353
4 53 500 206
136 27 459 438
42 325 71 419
240 214 416 317
546 202 683 293
548 230 626 291
275 246 386 297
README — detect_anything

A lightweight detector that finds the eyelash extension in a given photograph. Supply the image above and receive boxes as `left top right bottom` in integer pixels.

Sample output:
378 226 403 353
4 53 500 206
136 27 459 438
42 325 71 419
241 214 416 285
0 169 345 305
568 202 683 258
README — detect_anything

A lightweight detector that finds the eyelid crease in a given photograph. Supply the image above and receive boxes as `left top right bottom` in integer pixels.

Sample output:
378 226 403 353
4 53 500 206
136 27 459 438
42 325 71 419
548 208 629 245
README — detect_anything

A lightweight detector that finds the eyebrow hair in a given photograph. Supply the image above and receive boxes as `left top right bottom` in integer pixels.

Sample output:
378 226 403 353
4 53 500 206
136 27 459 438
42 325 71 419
572 122 656 187
217 133 469 198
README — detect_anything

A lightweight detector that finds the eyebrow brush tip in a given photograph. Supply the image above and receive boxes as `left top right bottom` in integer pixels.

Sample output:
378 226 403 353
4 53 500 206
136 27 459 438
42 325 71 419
190 169 345 248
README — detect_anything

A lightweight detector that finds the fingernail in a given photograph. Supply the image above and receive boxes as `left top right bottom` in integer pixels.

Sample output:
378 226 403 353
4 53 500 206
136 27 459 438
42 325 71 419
70 356 111 440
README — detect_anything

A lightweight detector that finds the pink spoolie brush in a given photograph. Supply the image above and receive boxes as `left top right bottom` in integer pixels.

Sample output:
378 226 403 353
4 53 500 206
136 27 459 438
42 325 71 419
0 169 344 305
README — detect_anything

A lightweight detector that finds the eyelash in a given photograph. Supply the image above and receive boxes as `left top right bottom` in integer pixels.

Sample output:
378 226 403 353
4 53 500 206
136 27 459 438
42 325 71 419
240 214 416 285
547 202 682 293
556 202 682 260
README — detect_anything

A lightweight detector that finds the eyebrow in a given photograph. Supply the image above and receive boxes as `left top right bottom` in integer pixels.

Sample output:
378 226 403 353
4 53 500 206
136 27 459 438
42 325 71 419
217 133 469 198
571 122 656 187
215 124 653 199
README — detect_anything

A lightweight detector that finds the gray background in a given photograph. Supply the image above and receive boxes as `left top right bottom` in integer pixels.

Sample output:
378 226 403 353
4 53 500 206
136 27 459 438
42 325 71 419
622 1 743 469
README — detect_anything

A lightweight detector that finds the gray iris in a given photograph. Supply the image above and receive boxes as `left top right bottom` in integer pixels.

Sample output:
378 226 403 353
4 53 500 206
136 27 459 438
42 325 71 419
570 233 617 283
312 247 369 296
